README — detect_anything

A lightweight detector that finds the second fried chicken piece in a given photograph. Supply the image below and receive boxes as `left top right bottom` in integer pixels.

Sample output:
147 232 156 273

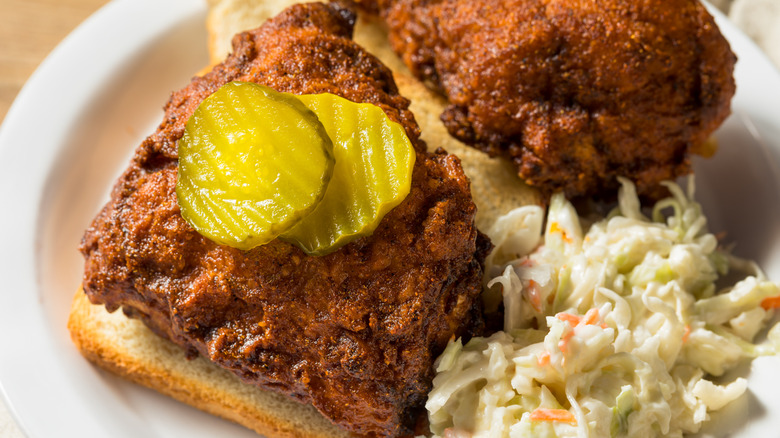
361 0 736 198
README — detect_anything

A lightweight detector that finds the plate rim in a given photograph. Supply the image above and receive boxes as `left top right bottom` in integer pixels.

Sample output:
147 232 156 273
0 0 207 436
1 1 779 437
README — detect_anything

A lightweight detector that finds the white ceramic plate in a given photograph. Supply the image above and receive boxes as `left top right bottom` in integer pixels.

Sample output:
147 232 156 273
0 0 778 437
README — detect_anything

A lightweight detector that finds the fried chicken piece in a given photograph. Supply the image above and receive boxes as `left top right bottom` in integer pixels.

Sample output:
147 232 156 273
80 3 490 437
360 0 736 198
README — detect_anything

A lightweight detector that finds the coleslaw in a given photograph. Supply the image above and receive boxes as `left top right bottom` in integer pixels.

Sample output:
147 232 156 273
426 178 780 438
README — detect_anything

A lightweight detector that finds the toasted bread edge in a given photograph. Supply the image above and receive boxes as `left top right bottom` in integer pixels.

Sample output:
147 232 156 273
67 289 352 438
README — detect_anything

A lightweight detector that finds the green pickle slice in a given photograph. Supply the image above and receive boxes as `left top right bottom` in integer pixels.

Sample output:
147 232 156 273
280 93 416 256
176 81 334 250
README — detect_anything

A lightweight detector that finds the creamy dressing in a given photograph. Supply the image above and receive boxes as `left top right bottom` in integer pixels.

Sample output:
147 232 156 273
427 179 780 438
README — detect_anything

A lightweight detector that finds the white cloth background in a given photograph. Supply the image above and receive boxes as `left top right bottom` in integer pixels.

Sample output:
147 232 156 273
1 1 778 437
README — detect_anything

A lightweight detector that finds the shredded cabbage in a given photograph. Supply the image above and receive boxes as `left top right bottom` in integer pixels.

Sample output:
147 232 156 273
427 178 780 438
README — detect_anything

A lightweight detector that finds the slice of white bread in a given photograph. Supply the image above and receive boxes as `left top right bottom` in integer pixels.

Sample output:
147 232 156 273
68 289 352 438
68 2 544 437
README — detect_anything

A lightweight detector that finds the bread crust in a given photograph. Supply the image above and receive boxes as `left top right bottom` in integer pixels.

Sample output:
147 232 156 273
68 289 352 438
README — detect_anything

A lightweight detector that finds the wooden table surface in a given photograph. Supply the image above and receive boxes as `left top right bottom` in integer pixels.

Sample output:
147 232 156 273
0 0 110 124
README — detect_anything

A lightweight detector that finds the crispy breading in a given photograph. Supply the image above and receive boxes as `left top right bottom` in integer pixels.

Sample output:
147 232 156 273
80 3 489 437
361 0 737 198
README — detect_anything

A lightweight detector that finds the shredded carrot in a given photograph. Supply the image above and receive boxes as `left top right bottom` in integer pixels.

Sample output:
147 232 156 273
558 331 574 353
556 312 581 326
682 324 691 343
557 309 603 328
555 309 609 353
528 280 542 312
549 222 572 243
537 351 551 367
529 408 577 425
761 295 780 310
582 308 600 326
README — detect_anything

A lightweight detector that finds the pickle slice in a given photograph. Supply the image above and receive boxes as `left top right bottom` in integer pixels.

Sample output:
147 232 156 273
281 93 416 256
177 81 334 250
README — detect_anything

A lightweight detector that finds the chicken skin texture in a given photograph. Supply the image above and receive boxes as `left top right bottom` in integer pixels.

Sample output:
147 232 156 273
80 3 489 437
360 0 736 198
